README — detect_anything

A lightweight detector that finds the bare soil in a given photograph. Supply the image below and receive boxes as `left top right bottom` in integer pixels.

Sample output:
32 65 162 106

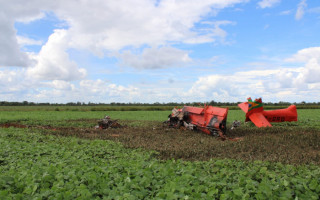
1 121 320 165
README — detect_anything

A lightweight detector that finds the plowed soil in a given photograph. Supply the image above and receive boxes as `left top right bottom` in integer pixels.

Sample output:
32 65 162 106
1 121 320 165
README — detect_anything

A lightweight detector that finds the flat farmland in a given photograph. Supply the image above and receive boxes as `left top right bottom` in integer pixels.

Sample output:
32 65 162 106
1 107 320 199
1 108 319 129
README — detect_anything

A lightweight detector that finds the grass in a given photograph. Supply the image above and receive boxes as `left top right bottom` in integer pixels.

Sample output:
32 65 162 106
1 106 320 199
1 127 320 199
1 108 320 129
0 108 320 165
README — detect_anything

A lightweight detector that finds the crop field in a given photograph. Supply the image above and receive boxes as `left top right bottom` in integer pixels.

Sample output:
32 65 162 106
1 107 320 199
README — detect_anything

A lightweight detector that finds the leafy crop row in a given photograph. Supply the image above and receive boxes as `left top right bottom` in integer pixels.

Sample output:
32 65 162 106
1 128 320 199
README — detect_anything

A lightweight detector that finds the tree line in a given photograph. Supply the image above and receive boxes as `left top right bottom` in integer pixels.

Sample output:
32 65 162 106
0 100 319 106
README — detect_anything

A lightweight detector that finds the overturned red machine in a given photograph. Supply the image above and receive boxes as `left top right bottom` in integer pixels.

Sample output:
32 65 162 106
238 97 298 127
167 105 228 137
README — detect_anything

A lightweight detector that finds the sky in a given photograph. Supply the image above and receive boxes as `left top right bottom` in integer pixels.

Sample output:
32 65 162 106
1 0 320 103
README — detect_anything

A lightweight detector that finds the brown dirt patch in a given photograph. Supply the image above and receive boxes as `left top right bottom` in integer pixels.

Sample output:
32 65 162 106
2 121 320 165
0 123 28 128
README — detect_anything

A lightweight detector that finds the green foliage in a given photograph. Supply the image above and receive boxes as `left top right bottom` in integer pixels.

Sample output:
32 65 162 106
0 108 319 130
0 105 176 112
1 128 320 199
1 108 320 198
0 110 171 128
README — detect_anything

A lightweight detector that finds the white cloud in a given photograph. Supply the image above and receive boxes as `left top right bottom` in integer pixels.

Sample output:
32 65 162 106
187 72 270 102
79 80 139 97
29 79 141 103
0 0 250 103
0 68 39 97
279 10 292 15
0 1 55 23
0 69 24 92
49 80 74 90
189 20 235 44
0 18 30 67
187 46 320 102
187 68 298 102
3 0 320 103
0 0 56 67
44 79 141 103
0 70 142 103
0 0 248 78
27 29 86 81
286 47 320 84
3 0 247 55
299 58 320 83
118 46 191 69
286 47 320 63
15 11 46 23
295 0 307 20
257 0 281 9
17 36 43 46
1 46 320 103
52 0 246 54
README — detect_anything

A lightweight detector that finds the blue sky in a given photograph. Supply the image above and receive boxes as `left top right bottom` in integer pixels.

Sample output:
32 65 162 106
1 0 320 103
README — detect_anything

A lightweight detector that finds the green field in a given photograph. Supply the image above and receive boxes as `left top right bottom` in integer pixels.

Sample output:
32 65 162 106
1 107 320 199
1 109 320 128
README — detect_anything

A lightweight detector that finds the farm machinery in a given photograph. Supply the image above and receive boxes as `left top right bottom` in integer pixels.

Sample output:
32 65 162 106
166 97 298 138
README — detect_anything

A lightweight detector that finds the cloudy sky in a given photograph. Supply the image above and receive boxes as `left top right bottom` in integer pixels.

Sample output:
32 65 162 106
1 0 320 103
